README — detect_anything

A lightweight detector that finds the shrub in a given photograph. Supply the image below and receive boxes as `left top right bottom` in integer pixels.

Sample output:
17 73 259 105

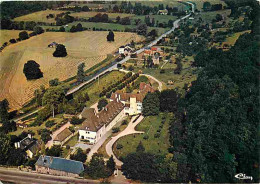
116 144 123 149
154 132 160 138
112 127 120 133
143 135 149 140
160 69 165 74
19 31 29 40
122 120 128 125
45 120 55 128
71 116 84 125
66 145 70 149
9 39 16 44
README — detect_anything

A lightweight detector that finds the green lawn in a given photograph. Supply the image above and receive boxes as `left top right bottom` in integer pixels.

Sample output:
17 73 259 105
74 70 125 107
113 113 171 158
64 134 79 147
198 9 231 23
62 147 72 158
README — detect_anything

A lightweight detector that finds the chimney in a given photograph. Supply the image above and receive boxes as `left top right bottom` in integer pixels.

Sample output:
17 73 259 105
50 156 53 164
17 142 20 148
28 134 32 139
118 94 121 100
94 110 97 116
115 93 117 98
105 107 108 111
14 142 18 149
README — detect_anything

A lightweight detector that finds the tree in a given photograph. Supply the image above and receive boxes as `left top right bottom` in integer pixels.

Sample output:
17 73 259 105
53 44 67 57
203 2 211 11
0 133 11 165
85 153 110 179
46 145 62 157
106 156 116 175
98 98 108 111
142 93 160 116
136 23 147 36
159 89 179 112
33 26 44 34
216 14 223 22
40 129 51 143
19 31 29 40
76 23 83 31
9 39 16 43
23 60 43 80
77 63 85 83
42 86 66 116
0 99 9 124
136 141 145 153
59 26 65 32
49 78 59 87
70 116 84 125
107 31 115 42
7 148 26 166
70 148 87 163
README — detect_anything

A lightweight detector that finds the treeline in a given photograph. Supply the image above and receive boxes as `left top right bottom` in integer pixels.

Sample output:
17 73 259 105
0 1 68 19
170 0 259 182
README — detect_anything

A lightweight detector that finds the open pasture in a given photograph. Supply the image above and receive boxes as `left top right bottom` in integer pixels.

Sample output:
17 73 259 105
0 31 144 110
0 30 32 45
70 11 134 20
13 10 66 23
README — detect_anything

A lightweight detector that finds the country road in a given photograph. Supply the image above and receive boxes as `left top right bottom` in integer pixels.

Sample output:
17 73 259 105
0 167 99 184
66 13 192 96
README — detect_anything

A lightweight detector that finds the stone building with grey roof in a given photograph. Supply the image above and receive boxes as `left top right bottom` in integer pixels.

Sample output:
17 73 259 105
35 155 84 177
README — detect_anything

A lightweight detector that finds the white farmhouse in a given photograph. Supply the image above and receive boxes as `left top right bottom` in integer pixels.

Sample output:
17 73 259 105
79 100 124 144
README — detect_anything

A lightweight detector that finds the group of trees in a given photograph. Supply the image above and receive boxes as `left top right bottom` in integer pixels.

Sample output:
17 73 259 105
203 2 223 11
142 89 179 116
99 72 139 98
89 13 109 23
23 60 43 80
0 99 17 134
55 12 75 26
70 23 84 32
169 1 259 182
84 153 115 179
53 44 67 57
106 31 115 42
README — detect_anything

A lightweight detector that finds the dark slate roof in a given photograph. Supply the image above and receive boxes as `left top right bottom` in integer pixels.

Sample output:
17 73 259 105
36 155 84 174
54 128 72 142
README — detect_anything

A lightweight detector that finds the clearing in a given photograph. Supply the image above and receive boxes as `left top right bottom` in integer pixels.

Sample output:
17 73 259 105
0 31 144 110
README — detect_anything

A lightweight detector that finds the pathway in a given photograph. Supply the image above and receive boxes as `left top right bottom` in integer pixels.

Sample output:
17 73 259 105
105 115 144 166
46 122 71 148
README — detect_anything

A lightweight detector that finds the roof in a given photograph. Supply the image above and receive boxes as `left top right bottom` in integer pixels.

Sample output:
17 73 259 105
158 9 168 13
36 155 84 174
18 136 40 153
80 100 124 132
151 47 157 51
54 128 73 142
139 82 155 93
119 46 125 48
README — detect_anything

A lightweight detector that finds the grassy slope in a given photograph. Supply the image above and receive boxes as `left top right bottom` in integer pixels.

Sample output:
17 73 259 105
113 113 171 158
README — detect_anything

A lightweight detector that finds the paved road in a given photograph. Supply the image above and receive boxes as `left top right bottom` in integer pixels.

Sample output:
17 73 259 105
140 73 163 91
12 107 44 122
105 115 144 166
0 167 99 184
46 121 71 148
66 13 191 96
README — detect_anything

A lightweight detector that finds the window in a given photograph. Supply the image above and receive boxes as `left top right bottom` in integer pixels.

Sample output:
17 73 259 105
81 136 84 139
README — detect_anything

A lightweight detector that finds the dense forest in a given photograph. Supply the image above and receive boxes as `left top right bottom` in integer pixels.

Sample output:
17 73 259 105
170 0 259 182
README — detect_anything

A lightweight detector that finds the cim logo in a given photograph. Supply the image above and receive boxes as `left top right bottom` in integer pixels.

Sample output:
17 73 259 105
235 173 253 180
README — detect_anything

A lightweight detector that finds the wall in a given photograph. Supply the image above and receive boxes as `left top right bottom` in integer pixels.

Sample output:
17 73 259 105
79 129 97 144
36 166 79 177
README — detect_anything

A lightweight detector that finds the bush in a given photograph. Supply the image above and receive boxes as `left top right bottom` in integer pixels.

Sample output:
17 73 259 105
160 69 165 74
154 132 160 138
112 127 120 133
122 120 128 125
66 145 70 149
19 31 29 40
71 116 84 125
116 144 123 149
143 135 149 140
45 120 55 128
9 39 16 43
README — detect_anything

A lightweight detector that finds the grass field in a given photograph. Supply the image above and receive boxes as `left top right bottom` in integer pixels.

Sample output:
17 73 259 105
0 30 144 110
74 70 125 107
198 9 231 23
132 15 178 25
64 134 79 147
14 10 66 23
0 30 32 45
113 113 171 158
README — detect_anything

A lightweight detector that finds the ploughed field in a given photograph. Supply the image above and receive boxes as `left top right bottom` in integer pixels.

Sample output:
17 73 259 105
0 31 144 110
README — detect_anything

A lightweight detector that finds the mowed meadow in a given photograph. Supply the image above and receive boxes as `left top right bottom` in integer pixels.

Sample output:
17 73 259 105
0 31 144 110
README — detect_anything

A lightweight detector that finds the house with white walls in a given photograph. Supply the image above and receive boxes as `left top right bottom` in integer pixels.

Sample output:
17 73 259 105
110 82 155 116
78 100 125 144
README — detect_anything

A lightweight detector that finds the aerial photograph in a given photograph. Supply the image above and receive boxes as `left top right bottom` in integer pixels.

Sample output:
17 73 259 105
0 0 259 183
